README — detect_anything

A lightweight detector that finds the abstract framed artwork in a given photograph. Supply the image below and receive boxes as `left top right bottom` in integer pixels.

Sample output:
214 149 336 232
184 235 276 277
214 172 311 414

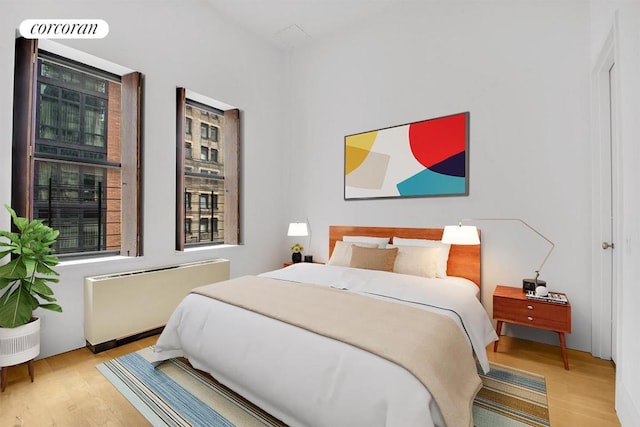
344 112 469 200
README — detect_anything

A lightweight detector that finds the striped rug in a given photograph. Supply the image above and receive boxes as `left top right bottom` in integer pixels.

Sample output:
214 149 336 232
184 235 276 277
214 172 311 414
474 362 550 427
97 348 549 427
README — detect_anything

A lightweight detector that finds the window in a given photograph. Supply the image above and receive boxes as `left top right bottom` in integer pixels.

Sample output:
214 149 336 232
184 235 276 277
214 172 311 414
185 192 192 210
12 38 143 257
185 117 192 135
199 194 209 210
185 143 192 159
176 88 240 248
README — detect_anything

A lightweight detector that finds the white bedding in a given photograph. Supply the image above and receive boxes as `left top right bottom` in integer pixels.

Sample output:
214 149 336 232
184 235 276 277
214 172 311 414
154 263 498 427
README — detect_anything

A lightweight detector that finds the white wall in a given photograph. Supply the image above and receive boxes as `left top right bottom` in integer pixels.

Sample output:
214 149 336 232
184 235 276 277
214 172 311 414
590 2 640 425
0 0 288 357
287 0 593 350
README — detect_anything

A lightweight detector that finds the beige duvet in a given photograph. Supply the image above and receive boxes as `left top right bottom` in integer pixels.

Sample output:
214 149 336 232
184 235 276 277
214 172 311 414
192 275 482 427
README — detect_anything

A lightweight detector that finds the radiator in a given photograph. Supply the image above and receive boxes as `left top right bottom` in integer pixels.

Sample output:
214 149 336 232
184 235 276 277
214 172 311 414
84 259 230 352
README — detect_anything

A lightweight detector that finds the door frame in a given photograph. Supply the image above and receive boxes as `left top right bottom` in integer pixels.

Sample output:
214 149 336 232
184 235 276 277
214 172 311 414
590 26 621 360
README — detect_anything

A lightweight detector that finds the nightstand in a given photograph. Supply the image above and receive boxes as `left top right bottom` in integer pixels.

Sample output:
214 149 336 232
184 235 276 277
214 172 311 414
493 285 572 369
283 261 324 267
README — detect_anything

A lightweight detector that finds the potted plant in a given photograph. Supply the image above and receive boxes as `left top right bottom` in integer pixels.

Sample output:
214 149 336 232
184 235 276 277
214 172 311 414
290 243 304 263
0 205 61 388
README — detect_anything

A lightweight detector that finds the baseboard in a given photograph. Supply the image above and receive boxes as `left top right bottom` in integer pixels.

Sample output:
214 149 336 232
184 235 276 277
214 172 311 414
86 326 164 353
616 376 640 426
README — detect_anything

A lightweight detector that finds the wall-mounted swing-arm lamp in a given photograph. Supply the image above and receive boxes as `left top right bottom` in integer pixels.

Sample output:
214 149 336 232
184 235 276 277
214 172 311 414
442 218 555 291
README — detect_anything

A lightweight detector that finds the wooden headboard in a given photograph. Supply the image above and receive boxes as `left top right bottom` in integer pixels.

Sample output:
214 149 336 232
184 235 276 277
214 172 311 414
329 225 481 288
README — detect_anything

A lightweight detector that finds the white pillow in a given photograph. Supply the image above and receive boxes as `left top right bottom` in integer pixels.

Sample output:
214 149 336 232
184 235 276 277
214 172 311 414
388 245 439 278
343 235 390 248
391 237 451 278
327 241 378 266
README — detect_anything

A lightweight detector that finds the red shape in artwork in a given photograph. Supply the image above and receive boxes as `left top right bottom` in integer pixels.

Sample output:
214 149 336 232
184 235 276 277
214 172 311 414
409 113 467 169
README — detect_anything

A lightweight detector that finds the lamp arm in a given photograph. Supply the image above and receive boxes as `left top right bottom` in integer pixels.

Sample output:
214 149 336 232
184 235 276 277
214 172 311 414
306 217 312 255
460 217 555 275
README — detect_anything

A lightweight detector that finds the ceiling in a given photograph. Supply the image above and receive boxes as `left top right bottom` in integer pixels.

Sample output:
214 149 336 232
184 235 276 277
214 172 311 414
204 0 411 49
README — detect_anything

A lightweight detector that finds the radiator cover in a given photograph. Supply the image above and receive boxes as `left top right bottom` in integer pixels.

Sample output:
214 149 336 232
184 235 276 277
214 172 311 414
84 259 230 352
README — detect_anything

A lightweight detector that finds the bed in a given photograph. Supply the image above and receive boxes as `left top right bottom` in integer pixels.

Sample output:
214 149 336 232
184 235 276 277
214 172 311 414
154 226 498 427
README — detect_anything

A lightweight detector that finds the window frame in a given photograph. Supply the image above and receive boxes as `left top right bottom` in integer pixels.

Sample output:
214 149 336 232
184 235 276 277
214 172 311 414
11 38 143 258
175 87 240 250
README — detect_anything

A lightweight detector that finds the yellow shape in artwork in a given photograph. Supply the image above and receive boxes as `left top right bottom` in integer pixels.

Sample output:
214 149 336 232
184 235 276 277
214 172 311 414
345 131 378 175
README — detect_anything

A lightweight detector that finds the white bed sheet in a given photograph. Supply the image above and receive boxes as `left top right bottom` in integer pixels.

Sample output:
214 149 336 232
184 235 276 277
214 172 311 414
154 264 497 427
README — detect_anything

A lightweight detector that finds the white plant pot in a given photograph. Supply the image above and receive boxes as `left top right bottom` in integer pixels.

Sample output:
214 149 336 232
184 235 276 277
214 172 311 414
0 318 41 367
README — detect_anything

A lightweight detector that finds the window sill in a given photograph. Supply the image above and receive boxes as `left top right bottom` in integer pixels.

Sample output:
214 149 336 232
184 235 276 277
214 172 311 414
58 255 130 268
182 244 239 253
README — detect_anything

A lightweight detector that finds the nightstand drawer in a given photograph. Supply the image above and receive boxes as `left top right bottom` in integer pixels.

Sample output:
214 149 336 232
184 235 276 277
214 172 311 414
494 296 571 332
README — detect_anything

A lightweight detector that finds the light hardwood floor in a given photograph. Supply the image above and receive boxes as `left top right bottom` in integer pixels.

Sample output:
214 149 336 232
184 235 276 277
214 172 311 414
488 336 619 427
0 335 620 426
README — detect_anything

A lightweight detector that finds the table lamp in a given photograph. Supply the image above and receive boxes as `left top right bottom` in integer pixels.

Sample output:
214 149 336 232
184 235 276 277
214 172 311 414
287 221 310 263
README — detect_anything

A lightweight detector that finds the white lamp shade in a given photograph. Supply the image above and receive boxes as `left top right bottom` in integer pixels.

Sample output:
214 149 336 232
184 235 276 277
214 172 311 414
287 222 309 237
441 225 480 245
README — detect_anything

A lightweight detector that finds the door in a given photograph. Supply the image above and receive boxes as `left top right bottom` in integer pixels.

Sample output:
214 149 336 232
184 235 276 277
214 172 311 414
608 61 618 363
591 31 618 361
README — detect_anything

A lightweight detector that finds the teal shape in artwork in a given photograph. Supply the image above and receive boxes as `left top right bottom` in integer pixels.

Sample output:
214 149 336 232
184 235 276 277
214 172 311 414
396 168 466 196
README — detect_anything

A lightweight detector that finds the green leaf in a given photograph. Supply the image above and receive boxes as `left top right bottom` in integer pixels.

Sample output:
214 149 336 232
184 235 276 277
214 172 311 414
39 303 62 313
0 278 15 291
13 216 29 232
0 286 34 328
0 230 20 243
35 293 56 303
36 262 60 276
23 258 36 276
31 278 54 296
0 249 14 259
0 258 27 279
46 229 59 241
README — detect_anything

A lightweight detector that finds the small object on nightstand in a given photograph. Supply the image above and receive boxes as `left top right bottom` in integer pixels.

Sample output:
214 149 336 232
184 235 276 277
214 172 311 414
535 285 548 297
525 289 567 304
523 278 546 292
493 285 571 370
290 243 304 263
304 255 313 263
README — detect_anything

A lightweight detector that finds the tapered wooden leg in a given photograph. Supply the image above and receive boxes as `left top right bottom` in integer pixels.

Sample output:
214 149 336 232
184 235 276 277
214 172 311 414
558 332 570 370
28 359 35 383
493 321 503 352
1 367 6 392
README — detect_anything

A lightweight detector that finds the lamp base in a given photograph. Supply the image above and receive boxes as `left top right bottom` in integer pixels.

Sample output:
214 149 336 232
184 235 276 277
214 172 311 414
523 278 546 292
